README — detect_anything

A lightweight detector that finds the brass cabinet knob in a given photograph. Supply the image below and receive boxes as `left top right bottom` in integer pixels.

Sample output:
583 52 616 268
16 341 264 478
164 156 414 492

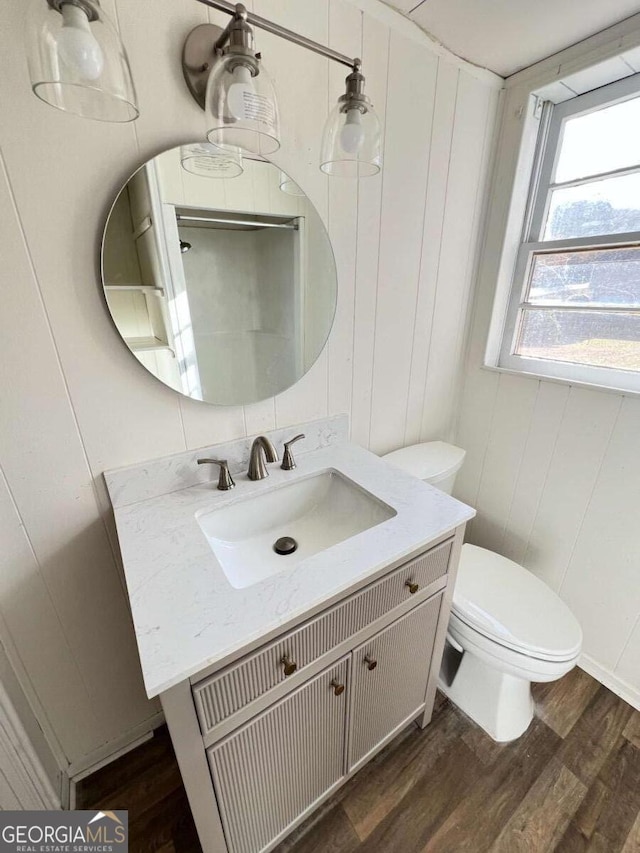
281 655 298 677
330 679 345 696
363 655 377 671
405 579 419 595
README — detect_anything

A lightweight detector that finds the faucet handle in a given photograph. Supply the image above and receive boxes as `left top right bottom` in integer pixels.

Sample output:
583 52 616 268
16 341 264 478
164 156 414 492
197 458 235 491
281 434 305 471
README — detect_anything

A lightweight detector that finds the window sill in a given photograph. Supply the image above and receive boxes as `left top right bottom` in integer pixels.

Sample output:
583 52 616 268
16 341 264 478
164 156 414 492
481 361 639 398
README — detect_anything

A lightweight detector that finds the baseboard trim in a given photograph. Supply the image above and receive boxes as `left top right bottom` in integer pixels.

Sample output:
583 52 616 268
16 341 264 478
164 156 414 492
579 654 640 711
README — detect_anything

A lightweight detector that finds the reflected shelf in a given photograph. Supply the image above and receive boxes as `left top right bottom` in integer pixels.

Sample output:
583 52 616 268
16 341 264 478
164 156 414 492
105 284 165 297
126 336 175 355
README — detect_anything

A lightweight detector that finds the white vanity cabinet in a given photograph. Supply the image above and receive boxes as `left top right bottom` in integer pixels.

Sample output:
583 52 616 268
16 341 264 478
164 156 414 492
160 530 464 853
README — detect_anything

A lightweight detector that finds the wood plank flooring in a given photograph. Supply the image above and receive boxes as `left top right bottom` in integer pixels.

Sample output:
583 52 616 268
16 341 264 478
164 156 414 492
76 668 640 852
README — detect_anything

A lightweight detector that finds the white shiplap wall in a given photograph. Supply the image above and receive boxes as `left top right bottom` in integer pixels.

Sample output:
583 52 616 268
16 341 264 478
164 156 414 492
456 26 640 711
0 0 500 772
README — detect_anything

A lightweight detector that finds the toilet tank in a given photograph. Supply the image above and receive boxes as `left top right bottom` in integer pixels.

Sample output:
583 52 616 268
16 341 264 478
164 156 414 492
381 442 465 495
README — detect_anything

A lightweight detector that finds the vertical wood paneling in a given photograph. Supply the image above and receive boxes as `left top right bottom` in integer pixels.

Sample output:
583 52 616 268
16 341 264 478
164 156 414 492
616 617 640 688
368 32 438 454
0 470 96 760
403 60 459 447
0 155 155 759
327 0 363 421
523 388 621 591
471 373 540 551
451 366 500 514
350 13 390 447
0 0 501 771
559 396 640 669
498 381 570 564
420 75 498 444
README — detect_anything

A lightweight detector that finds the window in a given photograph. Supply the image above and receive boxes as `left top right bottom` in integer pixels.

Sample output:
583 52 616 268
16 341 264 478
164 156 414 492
499 74 640 393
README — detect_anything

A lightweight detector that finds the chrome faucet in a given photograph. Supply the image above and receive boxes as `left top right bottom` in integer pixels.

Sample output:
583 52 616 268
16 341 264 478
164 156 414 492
247 436 279 480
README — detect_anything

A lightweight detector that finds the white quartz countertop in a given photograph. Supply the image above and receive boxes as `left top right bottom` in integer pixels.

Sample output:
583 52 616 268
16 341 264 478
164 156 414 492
111 442 475 698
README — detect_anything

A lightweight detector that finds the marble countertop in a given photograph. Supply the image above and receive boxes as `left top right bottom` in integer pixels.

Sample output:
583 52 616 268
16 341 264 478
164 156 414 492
111 442 475 698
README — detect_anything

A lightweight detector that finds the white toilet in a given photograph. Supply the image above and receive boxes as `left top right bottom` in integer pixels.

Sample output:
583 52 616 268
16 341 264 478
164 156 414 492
382 442 583 743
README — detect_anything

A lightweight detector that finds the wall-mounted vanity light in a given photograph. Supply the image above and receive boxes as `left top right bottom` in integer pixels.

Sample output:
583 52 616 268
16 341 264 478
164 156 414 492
183 6 280 157
26 0 382 176
184 1 382 176
321 60 382 177
25 0 138 122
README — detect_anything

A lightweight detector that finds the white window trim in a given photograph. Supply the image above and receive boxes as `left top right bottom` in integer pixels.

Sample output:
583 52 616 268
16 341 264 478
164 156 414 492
482 18 640 397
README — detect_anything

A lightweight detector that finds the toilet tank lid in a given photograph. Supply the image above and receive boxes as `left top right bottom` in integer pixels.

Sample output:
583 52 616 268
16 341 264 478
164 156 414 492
382 442 465 481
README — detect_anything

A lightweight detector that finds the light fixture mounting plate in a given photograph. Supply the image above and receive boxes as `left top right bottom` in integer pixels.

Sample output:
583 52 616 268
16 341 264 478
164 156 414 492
182 23 225 110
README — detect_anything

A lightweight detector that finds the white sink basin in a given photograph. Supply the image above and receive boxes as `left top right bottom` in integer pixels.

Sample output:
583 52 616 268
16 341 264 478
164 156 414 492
196 470 396 589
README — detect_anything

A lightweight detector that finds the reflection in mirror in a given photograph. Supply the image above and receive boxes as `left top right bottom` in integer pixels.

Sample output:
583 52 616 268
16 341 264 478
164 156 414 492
101 145 337 406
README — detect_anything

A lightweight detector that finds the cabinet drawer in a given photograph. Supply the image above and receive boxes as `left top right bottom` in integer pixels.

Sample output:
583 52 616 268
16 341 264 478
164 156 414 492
208 658 349 853
193 538 452 736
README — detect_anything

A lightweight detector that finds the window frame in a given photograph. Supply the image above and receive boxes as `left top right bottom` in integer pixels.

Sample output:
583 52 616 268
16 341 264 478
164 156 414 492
498 72 640 394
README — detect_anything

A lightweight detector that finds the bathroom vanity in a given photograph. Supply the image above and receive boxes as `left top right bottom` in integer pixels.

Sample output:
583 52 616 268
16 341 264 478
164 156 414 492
105 416 474 853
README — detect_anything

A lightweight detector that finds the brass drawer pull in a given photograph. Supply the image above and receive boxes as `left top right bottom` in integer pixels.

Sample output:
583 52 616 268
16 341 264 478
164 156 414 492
363 655 377 671
281 655 298 677
405 579 419 595
330 679 345 696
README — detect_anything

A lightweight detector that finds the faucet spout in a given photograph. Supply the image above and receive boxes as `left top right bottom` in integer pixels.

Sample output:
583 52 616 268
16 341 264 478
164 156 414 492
248 436 279 481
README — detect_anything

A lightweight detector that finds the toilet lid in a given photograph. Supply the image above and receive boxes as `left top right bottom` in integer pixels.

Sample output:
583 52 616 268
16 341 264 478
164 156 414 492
452 545 582 661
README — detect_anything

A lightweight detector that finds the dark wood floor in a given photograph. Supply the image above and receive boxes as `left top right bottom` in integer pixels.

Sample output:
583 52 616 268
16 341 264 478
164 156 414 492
77 668 640 853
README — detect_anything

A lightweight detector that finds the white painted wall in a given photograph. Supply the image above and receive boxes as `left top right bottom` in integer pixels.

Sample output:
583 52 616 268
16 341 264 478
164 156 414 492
0 0 500 773
455 23 640 711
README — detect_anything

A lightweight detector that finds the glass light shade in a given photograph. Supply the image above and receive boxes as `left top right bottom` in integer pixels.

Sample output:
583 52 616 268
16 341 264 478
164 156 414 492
320 101 382 177
279 170 304 196
204 55 280 157
26 0 138 123
180 142 243 178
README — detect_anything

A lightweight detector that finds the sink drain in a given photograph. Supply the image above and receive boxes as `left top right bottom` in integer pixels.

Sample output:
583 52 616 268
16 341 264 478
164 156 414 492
274 536 298 555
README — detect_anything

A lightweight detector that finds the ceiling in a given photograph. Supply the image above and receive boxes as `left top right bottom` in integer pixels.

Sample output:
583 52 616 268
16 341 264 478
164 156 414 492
385 0 640 77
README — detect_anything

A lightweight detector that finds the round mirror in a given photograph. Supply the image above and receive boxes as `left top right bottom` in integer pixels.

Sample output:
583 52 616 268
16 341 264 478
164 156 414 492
101 143 337 405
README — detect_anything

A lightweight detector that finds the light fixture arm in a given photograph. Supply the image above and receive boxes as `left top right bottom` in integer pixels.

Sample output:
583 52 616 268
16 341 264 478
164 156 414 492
193 0 358 71
213 3 253 53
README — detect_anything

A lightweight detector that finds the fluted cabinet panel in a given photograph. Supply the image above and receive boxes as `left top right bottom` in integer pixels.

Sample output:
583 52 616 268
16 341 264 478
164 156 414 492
193 540 452 733
349 595 442 769
208 659 349 853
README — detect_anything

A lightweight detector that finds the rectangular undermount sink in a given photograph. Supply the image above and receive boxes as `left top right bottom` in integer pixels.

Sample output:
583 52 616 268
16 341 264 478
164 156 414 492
196 470 396 589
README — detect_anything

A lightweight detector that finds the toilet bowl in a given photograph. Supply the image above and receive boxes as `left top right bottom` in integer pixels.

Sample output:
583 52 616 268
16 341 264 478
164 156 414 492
382 442 583 742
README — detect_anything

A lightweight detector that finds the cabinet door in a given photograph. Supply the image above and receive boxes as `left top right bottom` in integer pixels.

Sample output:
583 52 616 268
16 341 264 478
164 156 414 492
208 658 349 853
349 595 442 771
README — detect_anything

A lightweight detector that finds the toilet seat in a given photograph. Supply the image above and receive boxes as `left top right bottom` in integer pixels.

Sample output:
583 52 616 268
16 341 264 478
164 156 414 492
452 545 582 663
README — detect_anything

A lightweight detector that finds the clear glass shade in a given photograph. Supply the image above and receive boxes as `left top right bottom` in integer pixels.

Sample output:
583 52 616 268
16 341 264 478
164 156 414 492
279 170 304 196
180 142 243 178
26 0 138 122
320 101 382 177
204 55 280 157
